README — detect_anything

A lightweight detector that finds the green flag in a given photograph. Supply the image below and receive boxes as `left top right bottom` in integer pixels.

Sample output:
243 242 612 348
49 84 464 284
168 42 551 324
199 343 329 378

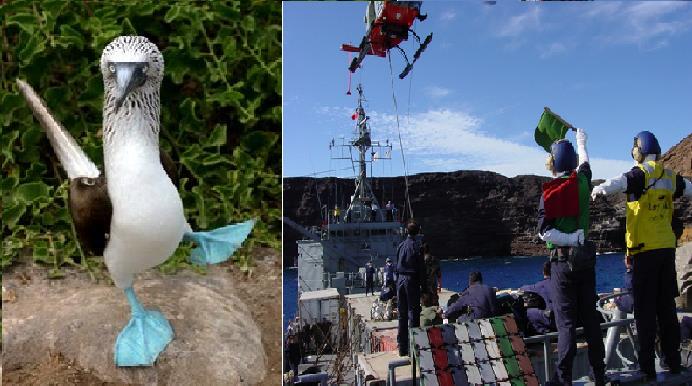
535 107 574 152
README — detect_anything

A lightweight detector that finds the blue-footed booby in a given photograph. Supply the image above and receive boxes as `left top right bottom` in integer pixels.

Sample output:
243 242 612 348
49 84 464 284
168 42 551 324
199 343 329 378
17 35 254 367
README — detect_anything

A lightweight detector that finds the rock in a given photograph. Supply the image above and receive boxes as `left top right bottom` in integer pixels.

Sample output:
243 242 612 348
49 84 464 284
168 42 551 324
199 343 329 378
661 133 692 177
676 242 692 311
2 266 266 385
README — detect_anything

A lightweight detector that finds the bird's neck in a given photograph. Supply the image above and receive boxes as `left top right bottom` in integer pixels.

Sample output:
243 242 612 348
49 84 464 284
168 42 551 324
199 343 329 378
102 90 162 182
103 89 160 157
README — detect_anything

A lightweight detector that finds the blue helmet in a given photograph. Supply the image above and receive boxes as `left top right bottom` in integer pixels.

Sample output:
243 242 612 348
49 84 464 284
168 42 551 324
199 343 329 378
634 131 661 155
551 139 577 173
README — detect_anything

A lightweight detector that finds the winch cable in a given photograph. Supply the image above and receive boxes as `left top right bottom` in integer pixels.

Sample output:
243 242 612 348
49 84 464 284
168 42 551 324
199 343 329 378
387 51 414 220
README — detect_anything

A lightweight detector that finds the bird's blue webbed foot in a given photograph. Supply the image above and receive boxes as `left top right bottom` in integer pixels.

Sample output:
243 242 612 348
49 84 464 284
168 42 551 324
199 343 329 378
115 287 173 367
183 219 255 265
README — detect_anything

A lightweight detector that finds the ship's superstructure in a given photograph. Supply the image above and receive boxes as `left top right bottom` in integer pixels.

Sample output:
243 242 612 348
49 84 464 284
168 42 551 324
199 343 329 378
288 85 404 297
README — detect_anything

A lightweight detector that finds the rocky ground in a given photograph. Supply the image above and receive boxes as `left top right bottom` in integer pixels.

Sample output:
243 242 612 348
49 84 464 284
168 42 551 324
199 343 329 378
283 135 692 263
2 248 281 385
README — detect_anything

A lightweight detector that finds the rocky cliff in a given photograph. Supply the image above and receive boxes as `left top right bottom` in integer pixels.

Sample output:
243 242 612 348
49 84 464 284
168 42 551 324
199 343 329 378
283 136 691 263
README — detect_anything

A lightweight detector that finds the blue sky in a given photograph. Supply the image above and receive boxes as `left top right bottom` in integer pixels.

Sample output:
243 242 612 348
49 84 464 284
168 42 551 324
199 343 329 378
283 1 692 180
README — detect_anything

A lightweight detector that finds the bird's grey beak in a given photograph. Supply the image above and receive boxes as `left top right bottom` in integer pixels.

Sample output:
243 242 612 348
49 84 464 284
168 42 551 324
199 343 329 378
113 62 147 112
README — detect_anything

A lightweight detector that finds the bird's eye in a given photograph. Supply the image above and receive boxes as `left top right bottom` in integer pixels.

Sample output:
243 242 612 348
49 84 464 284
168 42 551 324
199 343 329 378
108 64 116 73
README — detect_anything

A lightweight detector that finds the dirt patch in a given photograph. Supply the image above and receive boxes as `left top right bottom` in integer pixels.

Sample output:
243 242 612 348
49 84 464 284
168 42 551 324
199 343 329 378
2 353 125 386
228 248 283 385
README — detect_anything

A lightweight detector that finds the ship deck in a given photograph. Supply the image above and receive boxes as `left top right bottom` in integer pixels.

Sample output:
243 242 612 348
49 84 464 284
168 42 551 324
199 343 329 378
345 289 458 329
344 290 692 385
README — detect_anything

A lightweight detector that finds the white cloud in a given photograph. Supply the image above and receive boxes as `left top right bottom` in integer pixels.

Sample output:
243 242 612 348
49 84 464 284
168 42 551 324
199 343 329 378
497 7 541 38
539 42 567 59
584 1 692 49
366 108 632 179
582 2 622 19
440 10 457 22
424 86 452 99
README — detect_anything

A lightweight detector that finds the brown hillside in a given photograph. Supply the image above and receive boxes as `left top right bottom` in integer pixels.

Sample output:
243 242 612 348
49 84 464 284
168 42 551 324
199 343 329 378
662 133 692 242
662 133 692 177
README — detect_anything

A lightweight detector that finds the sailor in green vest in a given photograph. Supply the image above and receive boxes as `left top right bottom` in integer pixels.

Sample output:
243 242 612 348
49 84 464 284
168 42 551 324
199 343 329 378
537 128 606 385
592 130 692 379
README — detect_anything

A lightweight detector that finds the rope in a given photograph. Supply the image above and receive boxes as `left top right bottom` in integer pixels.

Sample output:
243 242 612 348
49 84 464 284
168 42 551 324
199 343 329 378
387 51 414 220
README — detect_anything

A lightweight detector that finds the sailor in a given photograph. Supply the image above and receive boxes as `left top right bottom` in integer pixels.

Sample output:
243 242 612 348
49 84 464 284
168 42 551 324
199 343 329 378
386 200 394 221
286 334 301 376
537 129 606 385
520 261 555 334
614 256 634 314
591 130 692 378
384 257 396 288
396 220 426 356
444 271 499 322
423 242 442 305
365 261 376 296
333 205 341 224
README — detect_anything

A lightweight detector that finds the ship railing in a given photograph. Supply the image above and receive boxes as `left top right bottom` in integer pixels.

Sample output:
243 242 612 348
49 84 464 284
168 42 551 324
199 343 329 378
324 271 380 291
325 206 403 226
386 358 412 386
523 318 635 381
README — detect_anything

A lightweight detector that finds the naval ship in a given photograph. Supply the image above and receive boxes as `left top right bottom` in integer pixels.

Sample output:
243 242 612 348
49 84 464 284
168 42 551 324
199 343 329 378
284 84 408 383
283 85 692 386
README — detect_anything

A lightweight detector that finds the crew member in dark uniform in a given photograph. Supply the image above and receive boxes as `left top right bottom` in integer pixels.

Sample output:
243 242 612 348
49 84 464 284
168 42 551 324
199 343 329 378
365 261 376 296
286 334 301 375
396 220 426 356
614 256 634 314
444 271 499 322
592 130 692 378
423 242 442 305
520 261 555 334
537 129 606 385
384 257 396 288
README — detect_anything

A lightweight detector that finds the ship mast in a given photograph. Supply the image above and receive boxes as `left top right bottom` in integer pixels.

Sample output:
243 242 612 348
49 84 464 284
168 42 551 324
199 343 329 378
330 84 393 223
354 84 372 205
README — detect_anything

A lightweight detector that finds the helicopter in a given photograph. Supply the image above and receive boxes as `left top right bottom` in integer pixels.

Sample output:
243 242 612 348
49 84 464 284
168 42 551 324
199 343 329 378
341 1 433 80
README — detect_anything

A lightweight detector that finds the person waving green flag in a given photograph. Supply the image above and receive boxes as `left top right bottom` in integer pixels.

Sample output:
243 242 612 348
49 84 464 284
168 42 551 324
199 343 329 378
535 107 575 152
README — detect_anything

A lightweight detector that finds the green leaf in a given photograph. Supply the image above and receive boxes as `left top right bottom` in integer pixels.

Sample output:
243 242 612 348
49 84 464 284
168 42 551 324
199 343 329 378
6 13 37 33
2 92 24 111
0 176 18 192
121 17 137 35
15 182 50 203
241 131 279 153
18 32 45 64
241 15 255 32
164 4 182 23
48 268 66 279
206 124 227 147
3 203 26 228
57 24 84 50
201 153 231 166
33 240 51 264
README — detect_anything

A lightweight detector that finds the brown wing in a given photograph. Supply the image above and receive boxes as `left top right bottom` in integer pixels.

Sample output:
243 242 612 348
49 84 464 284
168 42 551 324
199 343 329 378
68 176 112 257
159 149 178 187
67 149 175 258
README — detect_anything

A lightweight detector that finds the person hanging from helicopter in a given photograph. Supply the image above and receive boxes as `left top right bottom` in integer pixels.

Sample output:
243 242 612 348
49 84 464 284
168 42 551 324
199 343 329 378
341 0 432 79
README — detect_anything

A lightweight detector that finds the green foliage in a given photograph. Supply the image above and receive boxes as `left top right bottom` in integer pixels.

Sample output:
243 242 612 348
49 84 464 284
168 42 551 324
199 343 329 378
0 0 281 272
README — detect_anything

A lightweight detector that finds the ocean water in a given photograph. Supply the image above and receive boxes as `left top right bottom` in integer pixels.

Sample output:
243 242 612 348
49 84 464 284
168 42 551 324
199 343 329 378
283 253 627 331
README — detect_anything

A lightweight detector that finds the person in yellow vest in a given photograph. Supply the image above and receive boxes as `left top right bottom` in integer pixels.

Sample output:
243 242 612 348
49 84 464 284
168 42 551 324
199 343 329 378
333 205 341 223
592 130 692 379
